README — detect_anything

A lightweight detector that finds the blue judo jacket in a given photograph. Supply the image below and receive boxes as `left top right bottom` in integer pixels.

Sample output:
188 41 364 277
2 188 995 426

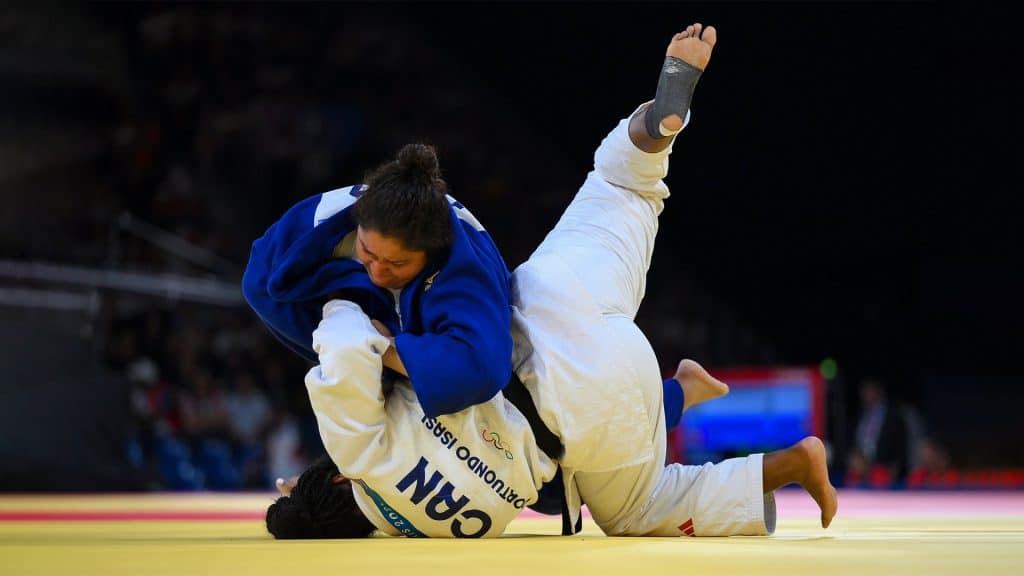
242 185 513 418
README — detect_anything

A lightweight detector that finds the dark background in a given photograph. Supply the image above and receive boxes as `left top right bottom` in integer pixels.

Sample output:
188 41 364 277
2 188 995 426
0 2 1020 489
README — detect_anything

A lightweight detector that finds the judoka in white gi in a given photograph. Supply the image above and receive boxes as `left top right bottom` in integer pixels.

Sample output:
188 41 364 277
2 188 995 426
268 22 838 539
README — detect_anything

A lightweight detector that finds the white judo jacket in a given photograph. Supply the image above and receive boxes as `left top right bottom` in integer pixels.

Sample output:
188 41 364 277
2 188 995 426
306 300 559 538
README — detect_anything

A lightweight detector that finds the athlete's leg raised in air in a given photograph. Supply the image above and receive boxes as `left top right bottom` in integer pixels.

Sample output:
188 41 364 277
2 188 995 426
572 25 836 537
524 24 717 321
637 26 727 415
565 23 728 534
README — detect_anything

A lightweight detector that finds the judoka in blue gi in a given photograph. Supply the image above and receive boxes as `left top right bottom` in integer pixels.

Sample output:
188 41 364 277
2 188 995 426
242 142 513 419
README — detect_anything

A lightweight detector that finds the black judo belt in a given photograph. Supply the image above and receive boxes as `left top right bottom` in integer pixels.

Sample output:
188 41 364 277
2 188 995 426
502 372 563 460
503 372 582 535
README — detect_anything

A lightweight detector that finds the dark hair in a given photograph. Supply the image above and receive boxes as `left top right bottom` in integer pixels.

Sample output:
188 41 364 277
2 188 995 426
266 455 377 539
352 143 454 257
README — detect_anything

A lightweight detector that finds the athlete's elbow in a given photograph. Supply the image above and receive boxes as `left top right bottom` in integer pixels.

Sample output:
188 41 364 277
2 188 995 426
464 350 511 401
481 362 511 398
465 370 506 409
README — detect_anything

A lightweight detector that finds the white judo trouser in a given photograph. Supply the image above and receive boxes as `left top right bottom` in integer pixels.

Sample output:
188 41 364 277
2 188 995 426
511 105 776 537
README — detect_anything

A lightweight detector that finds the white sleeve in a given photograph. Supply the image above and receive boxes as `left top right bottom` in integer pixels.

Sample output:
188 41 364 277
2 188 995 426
304 299 393 479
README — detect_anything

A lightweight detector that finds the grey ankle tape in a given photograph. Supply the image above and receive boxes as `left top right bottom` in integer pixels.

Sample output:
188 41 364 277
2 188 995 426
645 56 703 139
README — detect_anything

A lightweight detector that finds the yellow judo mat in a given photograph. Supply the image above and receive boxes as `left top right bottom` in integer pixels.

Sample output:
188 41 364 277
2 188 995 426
2 490 1022 576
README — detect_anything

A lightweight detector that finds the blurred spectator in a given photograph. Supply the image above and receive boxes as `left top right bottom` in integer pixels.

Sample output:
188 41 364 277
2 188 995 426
178 365 239 489
225 369 273 487
178 366 230 439
908 436 960 489
265 411 307 486
846 378 922 487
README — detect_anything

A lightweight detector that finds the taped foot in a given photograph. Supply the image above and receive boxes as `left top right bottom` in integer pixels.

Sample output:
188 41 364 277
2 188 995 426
645 23 718 139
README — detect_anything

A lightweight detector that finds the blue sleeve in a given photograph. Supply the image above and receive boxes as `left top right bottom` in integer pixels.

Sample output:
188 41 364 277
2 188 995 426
242 191 396 363
393 214 513 418
663 378 684 433
242 195 324 363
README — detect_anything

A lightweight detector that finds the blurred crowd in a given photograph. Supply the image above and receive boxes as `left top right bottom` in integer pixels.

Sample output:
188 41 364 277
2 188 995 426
102 303 313 490
82 6 419 490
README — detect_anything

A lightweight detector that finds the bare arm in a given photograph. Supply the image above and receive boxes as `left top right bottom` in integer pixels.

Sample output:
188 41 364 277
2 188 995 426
371 319 408 377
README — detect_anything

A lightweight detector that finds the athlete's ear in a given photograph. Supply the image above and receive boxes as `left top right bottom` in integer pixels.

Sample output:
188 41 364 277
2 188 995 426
331 474 348 485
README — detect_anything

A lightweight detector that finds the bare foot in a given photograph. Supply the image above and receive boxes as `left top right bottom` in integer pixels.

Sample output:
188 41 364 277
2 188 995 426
668 23 716 70
797 437 839 529
660 23 718 132
675 358 729 412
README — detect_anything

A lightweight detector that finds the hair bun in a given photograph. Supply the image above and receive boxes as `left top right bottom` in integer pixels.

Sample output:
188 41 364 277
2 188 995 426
396 143 441 181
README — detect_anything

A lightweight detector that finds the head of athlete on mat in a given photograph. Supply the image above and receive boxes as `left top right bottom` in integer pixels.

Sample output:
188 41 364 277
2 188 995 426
266 455 375 539
350 143 454 290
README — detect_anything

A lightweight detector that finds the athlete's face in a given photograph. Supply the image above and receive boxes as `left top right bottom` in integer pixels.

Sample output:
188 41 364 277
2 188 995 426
355 226 428 290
